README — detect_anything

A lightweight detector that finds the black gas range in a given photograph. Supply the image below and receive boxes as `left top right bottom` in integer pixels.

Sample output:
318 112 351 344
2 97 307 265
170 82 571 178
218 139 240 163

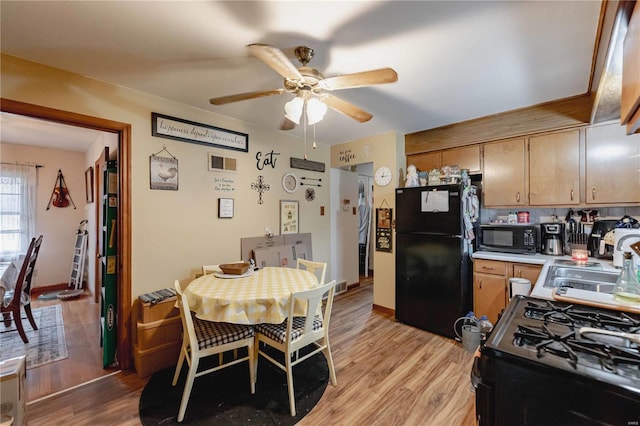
473 295 640 426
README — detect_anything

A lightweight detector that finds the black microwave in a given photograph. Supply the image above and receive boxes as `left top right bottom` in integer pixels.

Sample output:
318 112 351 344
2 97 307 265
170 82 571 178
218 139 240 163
478 224 538 254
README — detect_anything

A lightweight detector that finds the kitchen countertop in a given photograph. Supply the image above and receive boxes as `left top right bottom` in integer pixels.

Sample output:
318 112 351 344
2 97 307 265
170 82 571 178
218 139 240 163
471 250 638 311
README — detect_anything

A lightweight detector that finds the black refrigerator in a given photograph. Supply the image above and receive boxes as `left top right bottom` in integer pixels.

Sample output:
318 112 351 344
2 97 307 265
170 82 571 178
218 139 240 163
395 184 476 339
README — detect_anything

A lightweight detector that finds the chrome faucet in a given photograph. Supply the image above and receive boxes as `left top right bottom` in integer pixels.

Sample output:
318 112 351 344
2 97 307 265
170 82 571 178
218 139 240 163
616 233 640 250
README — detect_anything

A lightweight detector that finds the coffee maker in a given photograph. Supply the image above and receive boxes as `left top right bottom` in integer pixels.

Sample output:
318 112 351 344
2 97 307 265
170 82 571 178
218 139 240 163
541 223 565 256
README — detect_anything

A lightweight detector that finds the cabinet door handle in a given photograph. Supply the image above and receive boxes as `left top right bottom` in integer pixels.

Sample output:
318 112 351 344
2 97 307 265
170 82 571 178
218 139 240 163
516 192 521 203
592 187 596 200
478 278 482 289
570 189 574 201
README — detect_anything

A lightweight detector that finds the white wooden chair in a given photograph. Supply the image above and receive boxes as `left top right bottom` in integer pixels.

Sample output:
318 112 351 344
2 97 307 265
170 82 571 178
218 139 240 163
296 259 327 285
172 280 255 422
254 280 338 416
201 265 221 276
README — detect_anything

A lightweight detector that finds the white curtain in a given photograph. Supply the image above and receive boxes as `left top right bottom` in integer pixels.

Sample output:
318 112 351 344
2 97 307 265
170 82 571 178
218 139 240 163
0 164 37 262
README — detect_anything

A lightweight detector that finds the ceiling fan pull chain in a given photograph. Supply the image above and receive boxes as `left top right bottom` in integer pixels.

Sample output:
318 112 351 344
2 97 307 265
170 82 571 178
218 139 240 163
313 125 317 150
303 106 308 160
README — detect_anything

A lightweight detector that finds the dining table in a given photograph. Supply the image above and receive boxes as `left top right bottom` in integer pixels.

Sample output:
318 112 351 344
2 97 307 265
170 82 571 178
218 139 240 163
183 266 319 325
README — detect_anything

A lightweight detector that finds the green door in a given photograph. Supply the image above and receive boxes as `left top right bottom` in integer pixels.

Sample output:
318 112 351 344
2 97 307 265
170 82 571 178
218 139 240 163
101 157 118 367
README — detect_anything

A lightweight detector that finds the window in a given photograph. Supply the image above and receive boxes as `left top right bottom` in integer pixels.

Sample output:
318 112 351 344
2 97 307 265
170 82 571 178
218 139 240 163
0 164 37 262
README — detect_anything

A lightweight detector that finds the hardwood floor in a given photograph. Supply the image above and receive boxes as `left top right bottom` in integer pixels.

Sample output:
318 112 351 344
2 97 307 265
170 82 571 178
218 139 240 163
28 290 118 401
27 281 477 425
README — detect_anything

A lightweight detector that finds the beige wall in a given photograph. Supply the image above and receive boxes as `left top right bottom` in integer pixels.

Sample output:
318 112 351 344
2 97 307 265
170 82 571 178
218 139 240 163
330 131 405 310
1 54 332 298
1 143 87 288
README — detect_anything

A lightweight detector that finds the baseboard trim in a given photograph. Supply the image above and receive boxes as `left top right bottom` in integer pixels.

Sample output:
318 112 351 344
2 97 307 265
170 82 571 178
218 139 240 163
31 283 70 297
372 304 394 316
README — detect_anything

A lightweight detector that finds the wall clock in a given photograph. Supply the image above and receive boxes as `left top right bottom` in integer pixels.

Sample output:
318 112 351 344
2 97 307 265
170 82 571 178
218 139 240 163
282 172 299 193
305 187 316 201
374 166 392 187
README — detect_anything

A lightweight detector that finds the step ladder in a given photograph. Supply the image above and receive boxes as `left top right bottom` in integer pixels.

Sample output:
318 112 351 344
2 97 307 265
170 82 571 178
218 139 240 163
69 220 88 290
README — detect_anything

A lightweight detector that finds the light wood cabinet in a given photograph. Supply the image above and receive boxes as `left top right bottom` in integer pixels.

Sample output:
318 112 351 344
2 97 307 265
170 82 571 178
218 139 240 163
473 259 542 324
407 144 482 174
585 123 640 204
409 151 440 172
511 263 542 285
622 0 640 135
482 138 527 207
529 130 580 205
441 145 482 174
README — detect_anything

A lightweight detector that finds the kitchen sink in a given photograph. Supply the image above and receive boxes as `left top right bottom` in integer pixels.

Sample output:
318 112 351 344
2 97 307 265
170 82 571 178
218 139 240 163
542 266 621 293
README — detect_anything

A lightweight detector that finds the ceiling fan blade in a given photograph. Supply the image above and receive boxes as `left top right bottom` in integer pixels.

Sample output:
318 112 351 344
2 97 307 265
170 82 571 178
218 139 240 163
321 94 373 123
320 68 398 91
209 89 284 105
280 118 296 130
247 44 303 81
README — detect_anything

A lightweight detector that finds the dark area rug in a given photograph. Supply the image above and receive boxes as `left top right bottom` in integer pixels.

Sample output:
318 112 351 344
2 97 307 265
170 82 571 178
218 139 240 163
139 347 329 425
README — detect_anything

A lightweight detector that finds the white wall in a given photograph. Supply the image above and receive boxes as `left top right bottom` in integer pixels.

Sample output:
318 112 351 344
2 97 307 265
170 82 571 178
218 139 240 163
1 143 87 288
330 131 405 310
329 168 359 286
1 54 332 298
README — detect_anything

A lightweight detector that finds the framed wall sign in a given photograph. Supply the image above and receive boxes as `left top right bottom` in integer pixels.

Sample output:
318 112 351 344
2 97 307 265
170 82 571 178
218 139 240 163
375 208 392 252
218 198 234 218
149 155 179 190
151 112 248 153
280 200 299 234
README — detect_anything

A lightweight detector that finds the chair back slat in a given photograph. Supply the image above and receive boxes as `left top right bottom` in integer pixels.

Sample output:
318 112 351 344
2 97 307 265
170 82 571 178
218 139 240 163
296 259 327 285
23 235 43 295
287 280 336 341
174 280 199 353
6 237 37 307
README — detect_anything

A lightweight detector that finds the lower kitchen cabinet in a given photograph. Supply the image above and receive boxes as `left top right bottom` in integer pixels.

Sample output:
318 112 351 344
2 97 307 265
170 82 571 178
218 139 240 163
473 258 542 324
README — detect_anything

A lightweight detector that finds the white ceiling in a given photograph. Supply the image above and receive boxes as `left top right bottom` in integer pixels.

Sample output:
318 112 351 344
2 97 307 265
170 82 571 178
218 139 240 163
0 1 604 147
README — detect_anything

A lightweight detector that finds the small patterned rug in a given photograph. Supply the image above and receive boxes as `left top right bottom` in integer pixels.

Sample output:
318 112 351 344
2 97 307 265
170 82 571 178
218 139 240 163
0 305 68 368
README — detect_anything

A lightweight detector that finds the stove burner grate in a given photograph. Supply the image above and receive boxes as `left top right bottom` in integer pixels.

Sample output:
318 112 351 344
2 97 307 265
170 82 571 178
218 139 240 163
523 300 640 332
514 323 640 375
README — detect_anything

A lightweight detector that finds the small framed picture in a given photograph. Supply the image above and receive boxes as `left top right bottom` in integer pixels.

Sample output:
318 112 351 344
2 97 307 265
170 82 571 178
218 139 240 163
280 200 299 234
218 198 234 218
85 167 94 203
150 155 179 190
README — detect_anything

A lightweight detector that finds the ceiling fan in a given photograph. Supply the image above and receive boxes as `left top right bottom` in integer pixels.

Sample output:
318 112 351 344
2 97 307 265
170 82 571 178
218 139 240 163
209 44 398 130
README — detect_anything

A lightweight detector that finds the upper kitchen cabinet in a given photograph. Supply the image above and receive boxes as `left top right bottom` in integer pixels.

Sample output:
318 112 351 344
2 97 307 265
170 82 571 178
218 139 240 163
407 145 482 174
483 138 527 207
585 123 640 204
441 145 482 174
408 151 440 172
529 129 580 205
621 0 640 135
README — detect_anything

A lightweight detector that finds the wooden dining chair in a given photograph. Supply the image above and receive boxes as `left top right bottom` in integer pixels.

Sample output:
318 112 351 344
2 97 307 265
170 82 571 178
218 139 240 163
1 235 43 343
296 258 327 285
254 280 338 416
172 280 256 422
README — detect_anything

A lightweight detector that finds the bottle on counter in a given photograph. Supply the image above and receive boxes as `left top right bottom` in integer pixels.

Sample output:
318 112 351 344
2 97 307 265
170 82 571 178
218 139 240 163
613 252 640 304
478 315 494 343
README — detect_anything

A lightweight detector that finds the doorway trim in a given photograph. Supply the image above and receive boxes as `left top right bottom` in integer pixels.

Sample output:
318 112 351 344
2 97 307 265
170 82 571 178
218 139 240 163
1 98 133 370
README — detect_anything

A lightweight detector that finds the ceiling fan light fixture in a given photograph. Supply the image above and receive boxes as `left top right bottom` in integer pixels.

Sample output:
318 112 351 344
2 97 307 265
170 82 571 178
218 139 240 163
306 97 327 125
284 96 304 125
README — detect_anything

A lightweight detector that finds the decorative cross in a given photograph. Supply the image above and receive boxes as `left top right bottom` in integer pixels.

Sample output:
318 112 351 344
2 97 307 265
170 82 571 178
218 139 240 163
251 175 270 204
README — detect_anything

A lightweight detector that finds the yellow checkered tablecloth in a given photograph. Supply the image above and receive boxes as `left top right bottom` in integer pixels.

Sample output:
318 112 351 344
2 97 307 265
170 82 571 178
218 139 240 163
183 266 319 325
